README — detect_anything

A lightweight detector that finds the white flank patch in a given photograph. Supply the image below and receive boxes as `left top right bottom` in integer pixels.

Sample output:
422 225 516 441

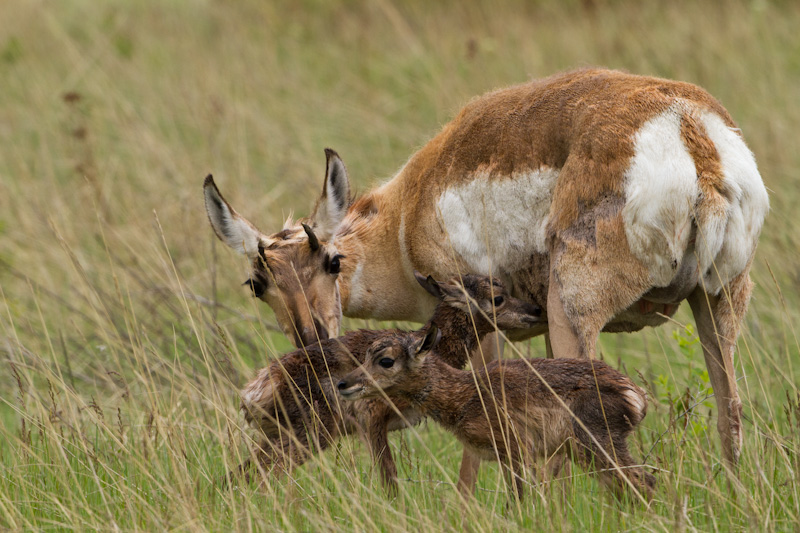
698 112 769 294
622 106 699 286
435 168 559 273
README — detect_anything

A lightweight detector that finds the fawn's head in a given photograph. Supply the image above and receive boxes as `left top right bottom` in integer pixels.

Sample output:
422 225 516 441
204 149 350 347
337 326 440 401
416 272 542 333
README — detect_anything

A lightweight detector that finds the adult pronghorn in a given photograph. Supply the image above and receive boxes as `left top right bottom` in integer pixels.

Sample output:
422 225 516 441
205 68 768 477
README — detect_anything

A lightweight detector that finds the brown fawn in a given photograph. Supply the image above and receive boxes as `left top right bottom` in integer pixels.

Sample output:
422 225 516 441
236 273 542 491
337 328 656 502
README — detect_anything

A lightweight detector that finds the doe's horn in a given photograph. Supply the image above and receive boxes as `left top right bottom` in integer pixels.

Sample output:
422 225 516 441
302 223 320 251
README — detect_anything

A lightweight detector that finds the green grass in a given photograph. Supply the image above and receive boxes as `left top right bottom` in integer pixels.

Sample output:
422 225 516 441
1 0 800 530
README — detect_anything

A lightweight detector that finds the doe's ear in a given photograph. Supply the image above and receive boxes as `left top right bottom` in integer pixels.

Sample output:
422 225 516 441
203 175 263 258
311 149 351 240
415 271 443 299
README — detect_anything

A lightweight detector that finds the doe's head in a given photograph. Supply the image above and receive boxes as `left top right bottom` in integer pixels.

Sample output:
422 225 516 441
203 149 350 347
336 326 440 401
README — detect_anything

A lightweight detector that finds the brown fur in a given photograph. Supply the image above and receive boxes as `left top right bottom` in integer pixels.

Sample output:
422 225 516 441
236 275 542 491
338 332 656 501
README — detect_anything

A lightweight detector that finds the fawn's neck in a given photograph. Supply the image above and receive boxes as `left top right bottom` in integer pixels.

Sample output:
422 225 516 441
427 305 492 368
399 357 478 428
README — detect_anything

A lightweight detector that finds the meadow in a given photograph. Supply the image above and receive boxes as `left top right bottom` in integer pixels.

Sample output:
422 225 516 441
1 0 800 530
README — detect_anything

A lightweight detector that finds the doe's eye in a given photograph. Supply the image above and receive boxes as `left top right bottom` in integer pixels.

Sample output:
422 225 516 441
328 254 343 275
378 358 395 369
493 295 504 307
243 278 266 298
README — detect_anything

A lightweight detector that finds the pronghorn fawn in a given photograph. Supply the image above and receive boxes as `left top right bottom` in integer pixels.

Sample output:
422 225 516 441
235 273 542 492
205 68 768 479
337 328 656 502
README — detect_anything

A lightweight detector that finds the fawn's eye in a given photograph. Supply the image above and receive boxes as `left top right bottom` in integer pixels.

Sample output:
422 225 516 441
493 295 504 307
327 254 344 275
243 278 266 298
378 358 395 369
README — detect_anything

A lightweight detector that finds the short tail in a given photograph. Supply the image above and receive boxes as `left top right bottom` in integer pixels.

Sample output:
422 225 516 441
621 385 648 427
682 108 768 295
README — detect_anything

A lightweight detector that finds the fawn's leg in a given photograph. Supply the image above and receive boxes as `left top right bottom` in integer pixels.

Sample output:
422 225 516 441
597 439 655 502
504 451 526 505
457 450 481 497
368 403 399 496
223 458 252 488
570 405 655 502
455 333 505 497
687 265 752 469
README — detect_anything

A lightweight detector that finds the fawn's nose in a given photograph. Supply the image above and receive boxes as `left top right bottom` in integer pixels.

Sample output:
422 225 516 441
337 380 348 390
522 302 544 321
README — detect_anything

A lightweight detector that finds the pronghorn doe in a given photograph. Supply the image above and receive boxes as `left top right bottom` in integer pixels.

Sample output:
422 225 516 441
235 273 542 491
205 68 769 476
337 328 656 502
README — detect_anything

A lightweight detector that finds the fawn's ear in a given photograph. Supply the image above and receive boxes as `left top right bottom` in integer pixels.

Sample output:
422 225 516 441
435 278 473 312
204 175 265 258
413 325 441 360
415 271 444 299
310 148 351 240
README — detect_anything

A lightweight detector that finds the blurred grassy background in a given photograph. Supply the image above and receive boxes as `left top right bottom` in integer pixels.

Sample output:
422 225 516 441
1 0 799 530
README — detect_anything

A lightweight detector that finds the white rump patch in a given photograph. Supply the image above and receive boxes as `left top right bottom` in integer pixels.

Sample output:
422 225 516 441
623 388 647 419
697 112 768 293
622 106 699 287
241 369 274 413
623 106 768 293
435 168 559 273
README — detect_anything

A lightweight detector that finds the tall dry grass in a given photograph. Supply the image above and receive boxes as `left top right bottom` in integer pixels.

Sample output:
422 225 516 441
1 0 799 530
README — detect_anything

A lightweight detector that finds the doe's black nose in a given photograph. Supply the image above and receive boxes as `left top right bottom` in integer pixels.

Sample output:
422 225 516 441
337 380 348 390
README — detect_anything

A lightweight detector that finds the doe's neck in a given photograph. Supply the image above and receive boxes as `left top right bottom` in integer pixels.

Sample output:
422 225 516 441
334 185 435 322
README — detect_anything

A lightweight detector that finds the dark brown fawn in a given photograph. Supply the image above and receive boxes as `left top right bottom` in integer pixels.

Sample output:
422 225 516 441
337 329 656 502
235 273 542 492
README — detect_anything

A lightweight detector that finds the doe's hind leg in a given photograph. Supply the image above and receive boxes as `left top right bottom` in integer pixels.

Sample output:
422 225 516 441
687 265 753 468
547 217 653 360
